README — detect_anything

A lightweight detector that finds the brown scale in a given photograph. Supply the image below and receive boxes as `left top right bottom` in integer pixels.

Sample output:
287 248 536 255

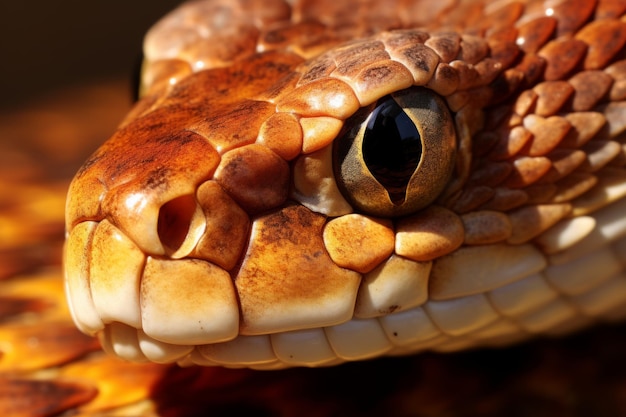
478 188 530 212
424 32 462 63
515 16 556 53
560 111 608 148
525 182 558 203
536 148 588 183
488 126 534 160
277 78 360 119
461 210 513 245
507 203 572 244
577 19 626 70
522 115 572 156
606 60 626 100
467 160 514 186
532 81 573 116
482 2 524 36
539 38 588 81
467 8 626 223
569 70 614 111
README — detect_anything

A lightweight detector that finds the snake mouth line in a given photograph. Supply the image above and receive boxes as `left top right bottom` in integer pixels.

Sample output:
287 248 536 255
65 194 626 367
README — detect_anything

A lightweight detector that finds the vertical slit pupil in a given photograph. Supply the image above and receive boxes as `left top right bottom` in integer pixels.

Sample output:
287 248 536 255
362 96 422 205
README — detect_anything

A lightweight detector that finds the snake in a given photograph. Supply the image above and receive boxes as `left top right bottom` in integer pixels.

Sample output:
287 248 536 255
59 0 626 373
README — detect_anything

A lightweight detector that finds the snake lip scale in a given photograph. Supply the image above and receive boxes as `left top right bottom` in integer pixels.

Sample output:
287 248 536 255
63 0 626 369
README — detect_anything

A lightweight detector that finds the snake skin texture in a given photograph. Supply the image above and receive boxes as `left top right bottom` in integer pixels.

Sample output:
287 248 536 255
62 0 626 369
2 0 626 415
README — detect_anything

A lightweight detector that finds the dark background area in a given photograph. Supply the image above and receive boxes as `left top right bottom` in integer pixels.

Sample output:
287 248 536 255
0 1 182 108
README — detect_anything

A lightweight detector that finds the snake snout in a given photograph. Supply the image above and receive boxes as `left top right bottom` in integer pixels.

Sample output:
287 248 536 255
65 185 244 361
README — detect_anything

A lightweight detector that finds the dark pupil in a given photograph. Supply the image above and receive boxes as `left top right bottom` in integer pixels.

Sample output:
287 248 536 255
362 96 422 205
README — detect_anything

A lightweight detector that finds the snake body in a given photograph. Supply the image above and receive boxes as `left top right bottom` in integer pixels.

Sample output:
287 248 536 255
64 0 626 369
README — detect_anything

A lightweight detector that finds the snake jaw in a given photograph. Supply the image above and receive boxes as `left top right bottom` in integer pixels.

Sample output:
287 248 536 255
65 218 243 352
61 0 626 369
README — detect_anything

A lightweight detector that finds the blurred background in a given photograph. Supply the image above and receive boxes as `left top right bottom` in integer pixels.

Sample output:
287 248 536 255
0 1 182 182
0 1 181 108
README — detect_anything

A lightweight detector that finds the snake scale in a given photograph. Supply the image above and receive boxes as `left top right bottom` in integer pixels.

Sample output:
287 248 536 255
2 0 626 415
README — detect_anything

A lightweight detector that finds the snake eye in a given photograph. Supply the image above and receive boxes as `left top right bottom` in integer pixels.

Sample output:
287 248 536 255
333 87 456 217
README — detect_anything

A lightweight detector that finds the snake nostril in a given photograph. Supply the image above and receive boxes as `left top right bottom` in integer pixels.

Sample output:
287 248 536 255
157 195 202 256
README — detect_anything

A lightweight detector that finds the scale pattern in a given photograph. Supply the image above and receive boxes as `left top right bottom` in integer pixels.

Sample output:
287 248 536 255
62 0 626 369
2 0 626 415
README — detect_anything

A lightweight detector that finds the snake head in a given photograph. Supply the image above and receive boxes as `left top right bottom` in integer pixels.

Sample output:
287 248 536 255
64 0 626 368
